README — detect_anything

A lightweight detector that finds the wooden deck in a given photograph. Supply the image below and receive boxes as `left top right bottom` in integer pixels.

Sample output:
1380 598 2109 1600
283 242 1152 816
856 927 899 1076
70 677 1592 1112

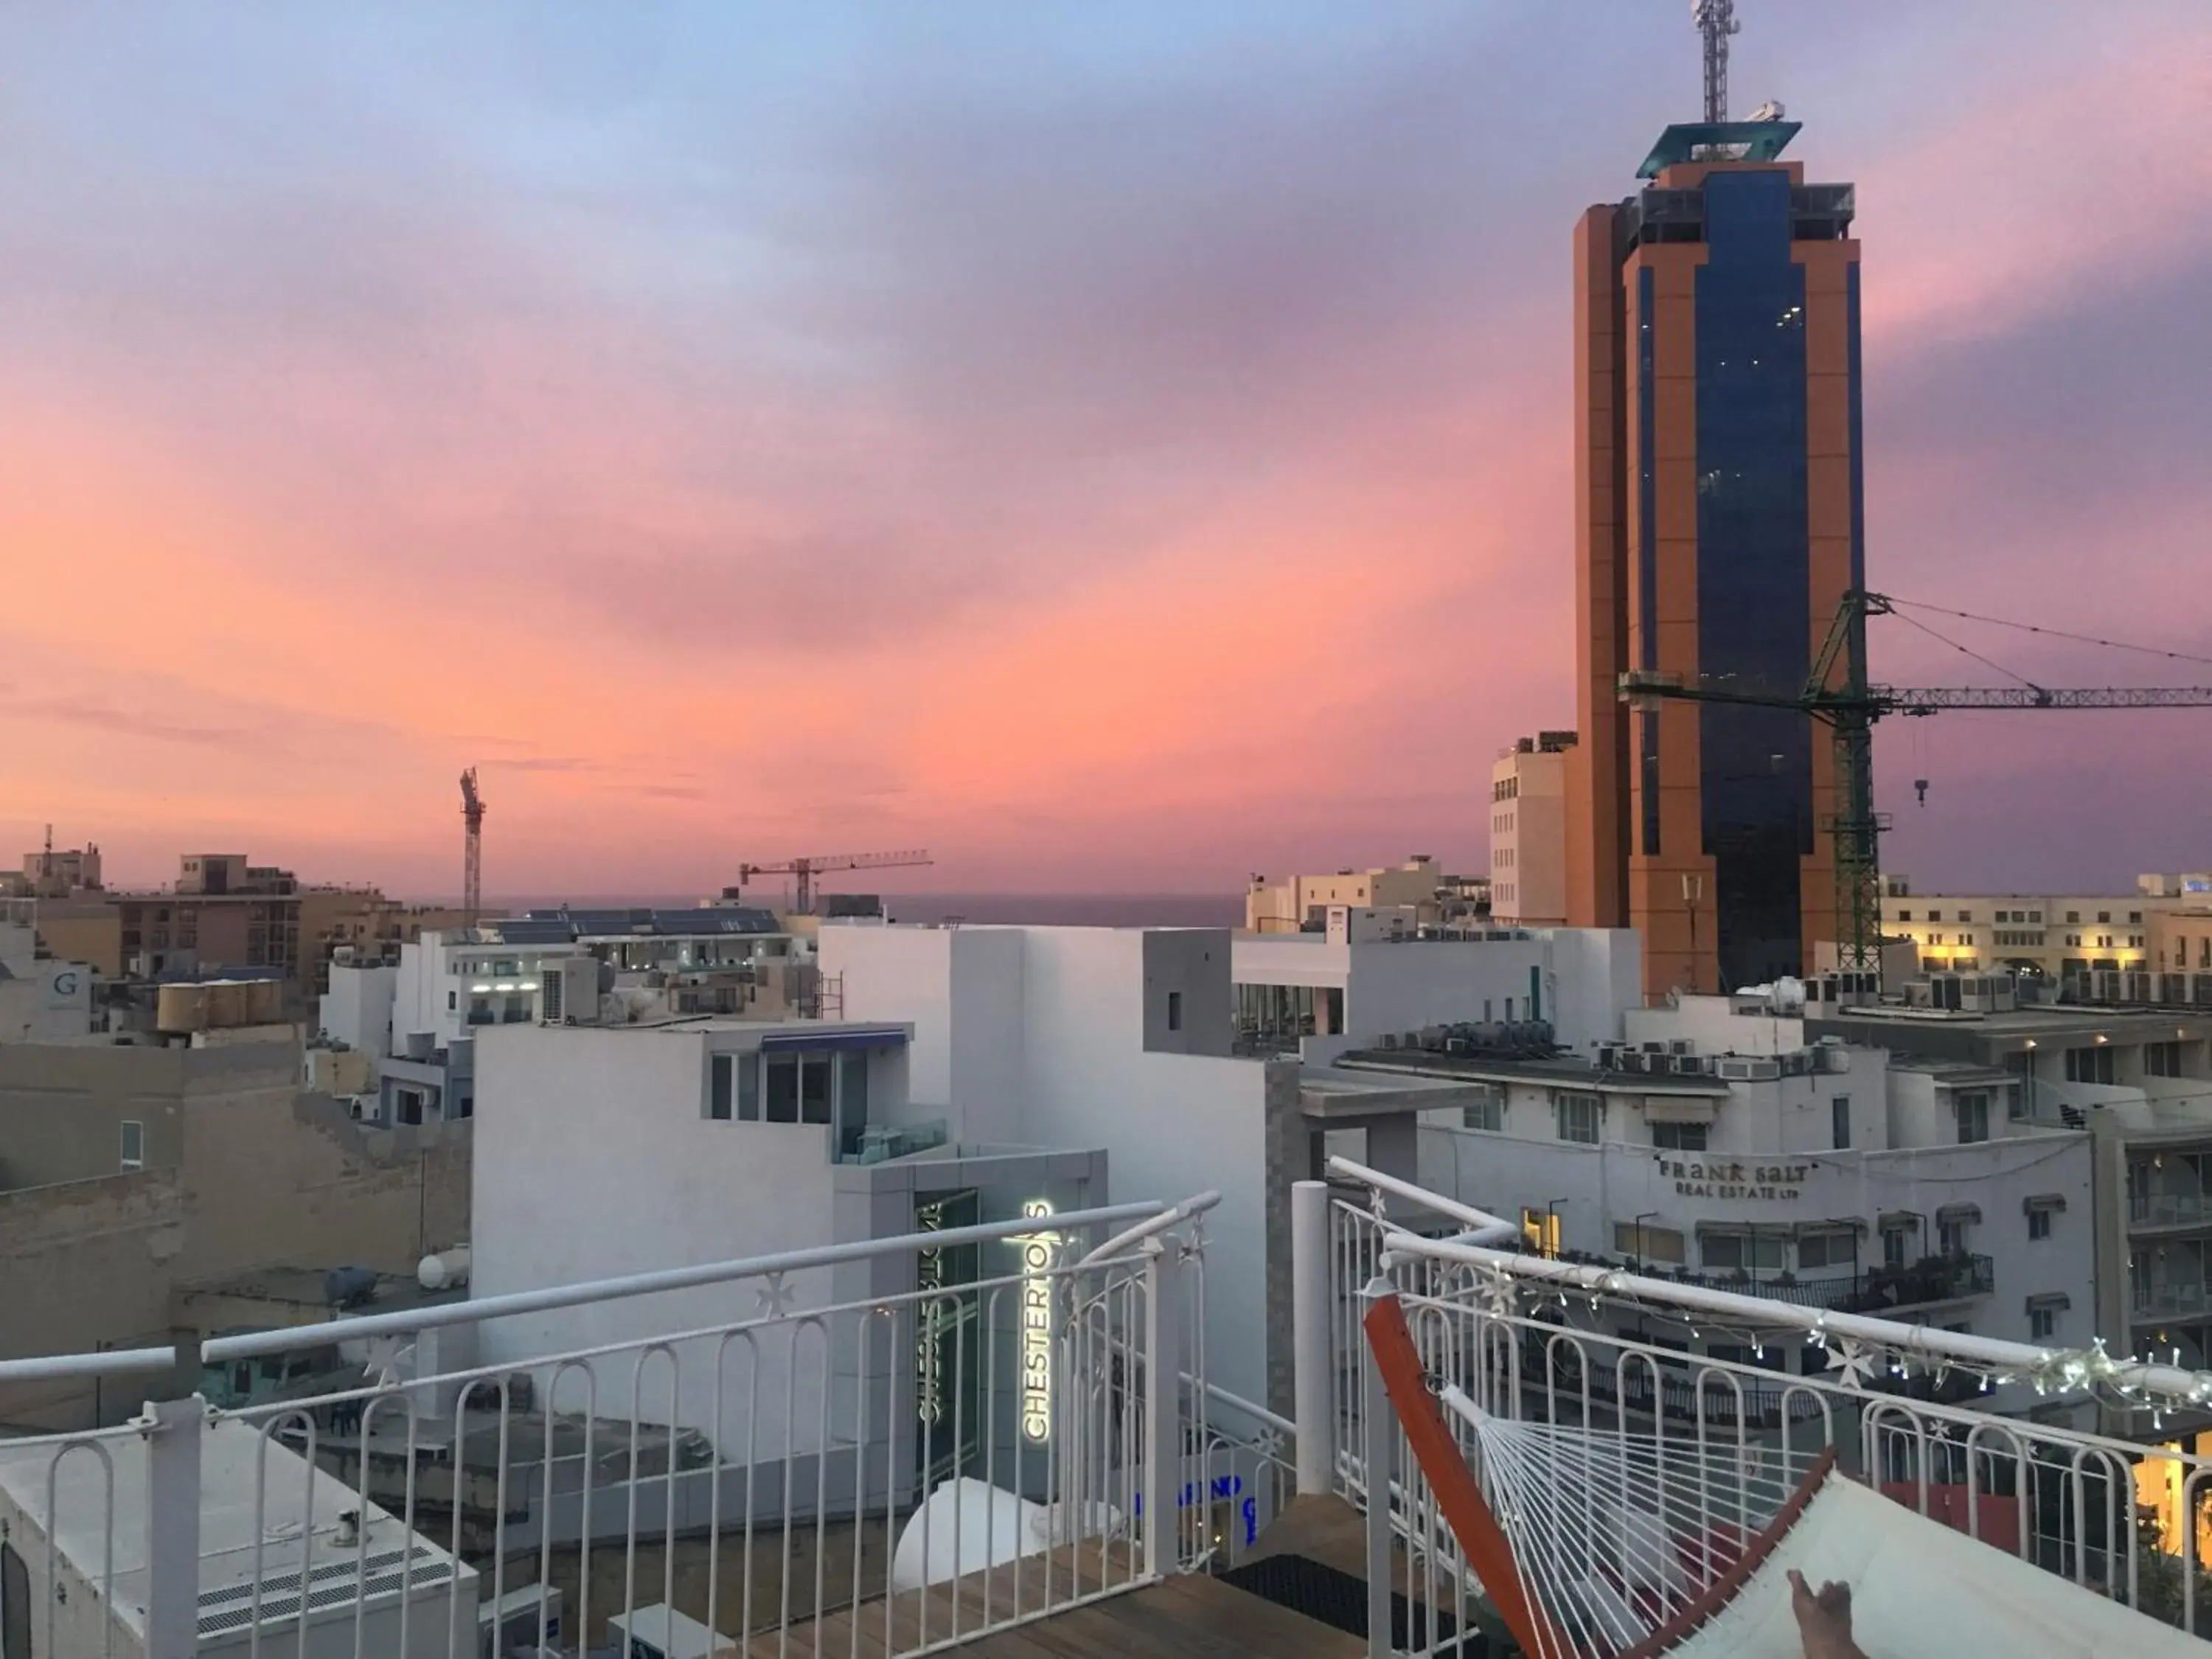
736 1521 1370 1658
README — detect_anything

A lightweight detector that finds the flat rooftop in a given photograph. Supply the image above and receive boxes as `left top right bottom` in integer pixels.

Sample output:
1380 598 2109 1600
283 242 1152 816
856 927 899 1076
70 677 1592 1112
1335 1047 1728 1098
0 1419 470 1639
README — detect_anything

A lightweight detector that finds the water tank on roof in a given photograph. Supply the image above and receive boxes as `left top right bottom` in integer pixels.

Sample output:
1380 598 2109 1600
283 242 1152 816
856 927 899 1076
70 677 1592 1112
324 1265 378 1310
417 1246 472 1292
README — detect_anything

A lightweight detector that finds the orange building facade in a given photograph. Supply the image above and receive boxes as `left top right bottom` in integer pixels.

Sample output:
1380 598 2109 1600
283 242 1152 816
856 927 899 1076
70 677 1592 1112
1567 125 1862 998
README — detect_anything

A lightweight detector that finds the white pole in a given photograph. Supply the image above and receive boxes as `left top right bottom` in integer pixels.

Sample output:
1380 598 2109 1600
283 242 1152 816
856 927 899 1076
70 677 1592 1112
1141 1237 1182 1579
142 1397 203 1659
1360 1277 1397 1659
1292 1180 1333 1495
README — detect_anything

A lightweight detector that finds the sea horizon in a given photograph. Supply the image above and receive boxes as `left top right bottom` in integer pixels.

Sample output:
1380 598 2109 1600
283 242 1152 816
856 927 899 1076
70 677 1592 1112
416 890 1245 929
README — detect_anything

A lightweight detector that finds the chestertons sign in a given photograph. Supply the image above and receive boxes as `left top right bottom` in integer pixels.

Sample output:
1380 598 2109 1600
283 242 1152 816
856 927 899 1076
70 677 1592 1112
1655 1156 1810 1203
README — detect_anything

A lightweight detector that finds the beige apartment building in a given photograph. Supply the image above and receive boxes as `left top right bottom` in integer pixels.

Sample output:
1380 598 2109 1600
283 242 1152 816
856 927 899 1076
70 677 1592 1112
1489 731 1575 926
1882 872 2212 981
34 852 304 983
1245 856 1451 933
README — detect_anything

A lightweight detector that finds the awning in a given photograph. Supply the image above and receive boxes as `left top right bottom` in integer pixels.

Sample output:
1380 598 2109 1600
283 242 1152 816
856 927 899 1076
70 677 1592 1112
758 1027 908 1053
1937 1203 1983 1226
2024 1193 2068 1214
2025 1292 2072 1312
1642 1097 1720 1124
1877 1211 1924 1231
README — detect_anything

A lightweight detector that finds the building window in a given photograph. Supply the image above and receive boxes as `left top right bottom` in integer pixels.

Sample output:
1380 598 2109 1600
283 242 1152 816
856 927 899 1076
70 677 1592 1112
2146 1040 2183 1078
1652 1120 1708 1151
709 1055 733 1120
765 1055 799 1122
1167 990 1183 1033
1897 910 1912 922
1881 1225 1909 1268
2066 911 2080 924
1954 1091 1989 1144
2028 1208 2052 1242
1798 1229 1855 1271
1461 1091 1502 1133
1832 1096 1850 1150
119 1119 145 1170
800 1054 832 1125
738 1055 759 1120
1938 1217 1969 1256
1613 1220 1686 1264
2029 1304 2057 1342
447 990 457 1011
1703 1232 1784 1273
1554 1092 1601 1144
2065 1046 2116 1085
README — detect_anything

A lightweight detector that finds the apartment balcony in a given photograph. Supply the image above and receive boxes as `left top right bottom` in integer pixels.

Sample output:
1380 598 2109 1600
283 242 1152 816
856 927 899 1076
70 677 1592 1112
2132 1192 2212 1234
2134 1280 2212 1320
1593 1252 1995 1315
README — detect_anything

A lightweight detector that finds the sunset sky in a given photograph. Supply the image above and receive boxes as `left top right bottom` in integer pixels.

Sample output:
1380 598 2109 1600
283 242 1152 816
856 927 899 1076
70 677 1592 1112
4 3 2210 900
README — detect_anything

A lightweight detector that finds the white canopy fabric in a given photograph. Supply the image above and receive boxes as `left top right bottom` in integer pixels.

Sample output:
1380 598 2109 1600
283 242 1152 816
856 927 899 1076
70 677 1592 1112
1672 1472 2201 1658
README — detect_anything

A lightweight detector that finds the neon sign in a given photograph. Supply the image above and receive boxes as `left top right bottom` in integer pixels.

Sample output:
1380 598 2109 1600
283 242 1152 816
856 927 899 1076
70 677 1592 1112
915 1199 948 1426
1014 1200 1059 1441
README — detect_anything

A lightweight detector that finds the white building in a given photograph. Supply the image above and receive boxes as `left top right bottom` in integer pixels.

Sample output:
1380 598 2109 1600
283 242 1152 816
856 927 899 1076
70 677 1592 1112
0 899 98 1044
331 904 808 1123
1231 911 1639 1060
470 1011 1112 1527
1489 731 1575 926
820 924 1290 1410
0 1417 475 1658
1315 991 2098 1387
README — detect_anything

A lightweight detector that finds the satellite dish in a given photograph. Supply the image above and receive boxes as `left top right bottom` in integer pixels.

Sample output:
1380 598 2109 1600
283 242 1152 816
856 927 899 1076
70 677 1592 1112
1750 100 1787 122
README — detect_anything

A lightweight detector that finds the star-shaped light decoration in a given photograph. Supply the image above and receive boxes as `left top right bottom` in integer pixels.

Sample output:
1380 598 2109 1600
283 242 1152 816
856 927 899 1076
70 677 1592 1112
755 1270 798 1320
1180 1214 1208 1266
1473 1267 1517 1321
1824 1337 1877 1391
1251 1425 1286 1468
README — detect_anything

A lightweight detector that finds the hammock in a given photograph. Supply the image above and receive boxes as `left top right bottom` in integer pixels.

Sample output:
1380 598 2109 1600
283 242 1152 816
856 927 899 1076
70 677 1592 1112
1363 1292 2203 1659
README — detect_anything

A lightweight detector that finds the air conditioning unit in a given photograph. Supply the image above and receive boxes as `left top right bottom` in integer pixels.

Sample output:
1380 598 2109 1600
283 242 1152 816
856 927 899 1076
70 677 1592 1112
1597 1043 1624 1070
1641 1041 1666 1055
1618 1051 1650 1074
1717 1056 1781 1082
1668 1039 1695 1057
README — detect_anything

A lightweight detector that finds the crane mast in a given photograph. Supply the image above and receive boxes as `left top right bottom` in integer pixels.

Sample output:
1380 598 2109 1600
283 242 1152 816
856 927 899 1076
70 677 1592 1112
459 768 485 927
1621 588 2212 986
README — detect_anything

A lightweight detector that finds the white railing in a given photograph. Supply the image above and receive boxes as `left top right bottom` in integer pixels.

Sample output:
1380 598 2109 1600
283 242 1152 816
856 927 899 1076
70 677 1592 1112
1302 1158 2212 1657
0 1193 1234 1658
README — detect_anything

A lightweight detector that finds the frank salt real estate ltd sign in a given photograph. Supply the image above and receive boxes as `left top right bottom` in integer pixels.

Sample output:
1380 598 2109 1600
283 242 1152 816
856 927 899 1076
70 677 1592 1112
1655 1157 1811 1203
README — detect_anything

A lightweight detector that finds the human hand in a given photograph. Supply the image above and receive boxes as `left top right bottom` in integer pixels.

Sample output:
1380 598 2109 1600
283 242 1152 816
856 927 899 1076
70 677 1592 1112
1788 1569 1861 1659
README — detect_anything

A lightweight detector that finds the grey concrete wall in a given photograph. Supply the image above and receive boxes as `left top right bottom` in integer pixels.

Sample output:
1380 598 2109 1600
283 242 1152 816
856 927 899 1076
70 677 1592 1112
0 1040 300 1189
0 1044 470 1429
0 1168 185 1429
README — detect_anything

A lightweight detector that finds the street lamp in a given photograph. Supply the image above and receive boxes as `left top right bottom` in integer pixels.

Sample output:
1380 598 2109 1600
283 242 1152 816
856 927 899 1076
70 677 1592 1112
1633 1211 1660 1270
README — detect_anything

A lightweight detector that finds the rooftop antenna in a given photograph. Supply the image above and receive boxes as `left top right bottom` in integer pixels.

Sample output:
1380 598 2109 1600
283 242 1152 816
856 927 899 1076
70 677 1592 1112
1691 0 1739 124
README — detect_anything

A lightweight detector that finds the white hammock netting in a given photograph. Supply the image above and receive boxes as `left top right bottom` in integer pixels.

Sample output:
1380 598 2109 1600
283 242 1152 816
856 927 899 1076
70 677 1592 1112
1441 1387 2204 1659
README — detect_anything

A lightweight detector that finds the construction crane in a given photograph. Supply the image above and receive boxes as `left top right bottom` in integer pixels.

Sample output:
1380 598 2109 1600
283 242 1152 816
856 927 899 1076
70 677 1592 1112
1621 588 2212 981
1691 0 1741 124
459 768 485 927
735 849 931 914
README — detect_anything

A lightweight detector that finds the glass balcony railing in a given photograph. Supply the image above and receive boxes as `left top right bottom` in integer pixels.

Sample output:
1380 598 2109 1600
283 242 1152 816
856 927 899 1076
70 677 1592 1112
835 1119 950 1165
2135 1281 2212 1318
2132 1192 2212 1229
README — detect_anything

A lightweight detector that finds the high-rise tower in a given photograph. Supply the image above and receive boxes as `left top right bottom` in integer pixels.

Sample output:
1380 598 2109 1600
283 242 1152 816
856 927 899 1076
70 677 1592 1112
1565 118 1863 996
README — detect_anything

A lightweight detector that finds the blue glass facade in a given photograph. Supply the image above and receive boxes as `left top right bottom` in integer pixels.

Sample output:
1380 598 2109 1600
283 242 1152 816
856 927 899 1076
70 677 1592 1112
1694 170 1814 990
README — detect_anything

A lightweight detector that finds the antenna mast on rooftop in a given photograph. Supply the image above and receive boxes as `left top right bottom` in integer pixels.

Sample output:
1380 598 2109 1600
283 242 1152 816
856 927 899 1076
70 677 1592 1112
1691 0 1739 124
